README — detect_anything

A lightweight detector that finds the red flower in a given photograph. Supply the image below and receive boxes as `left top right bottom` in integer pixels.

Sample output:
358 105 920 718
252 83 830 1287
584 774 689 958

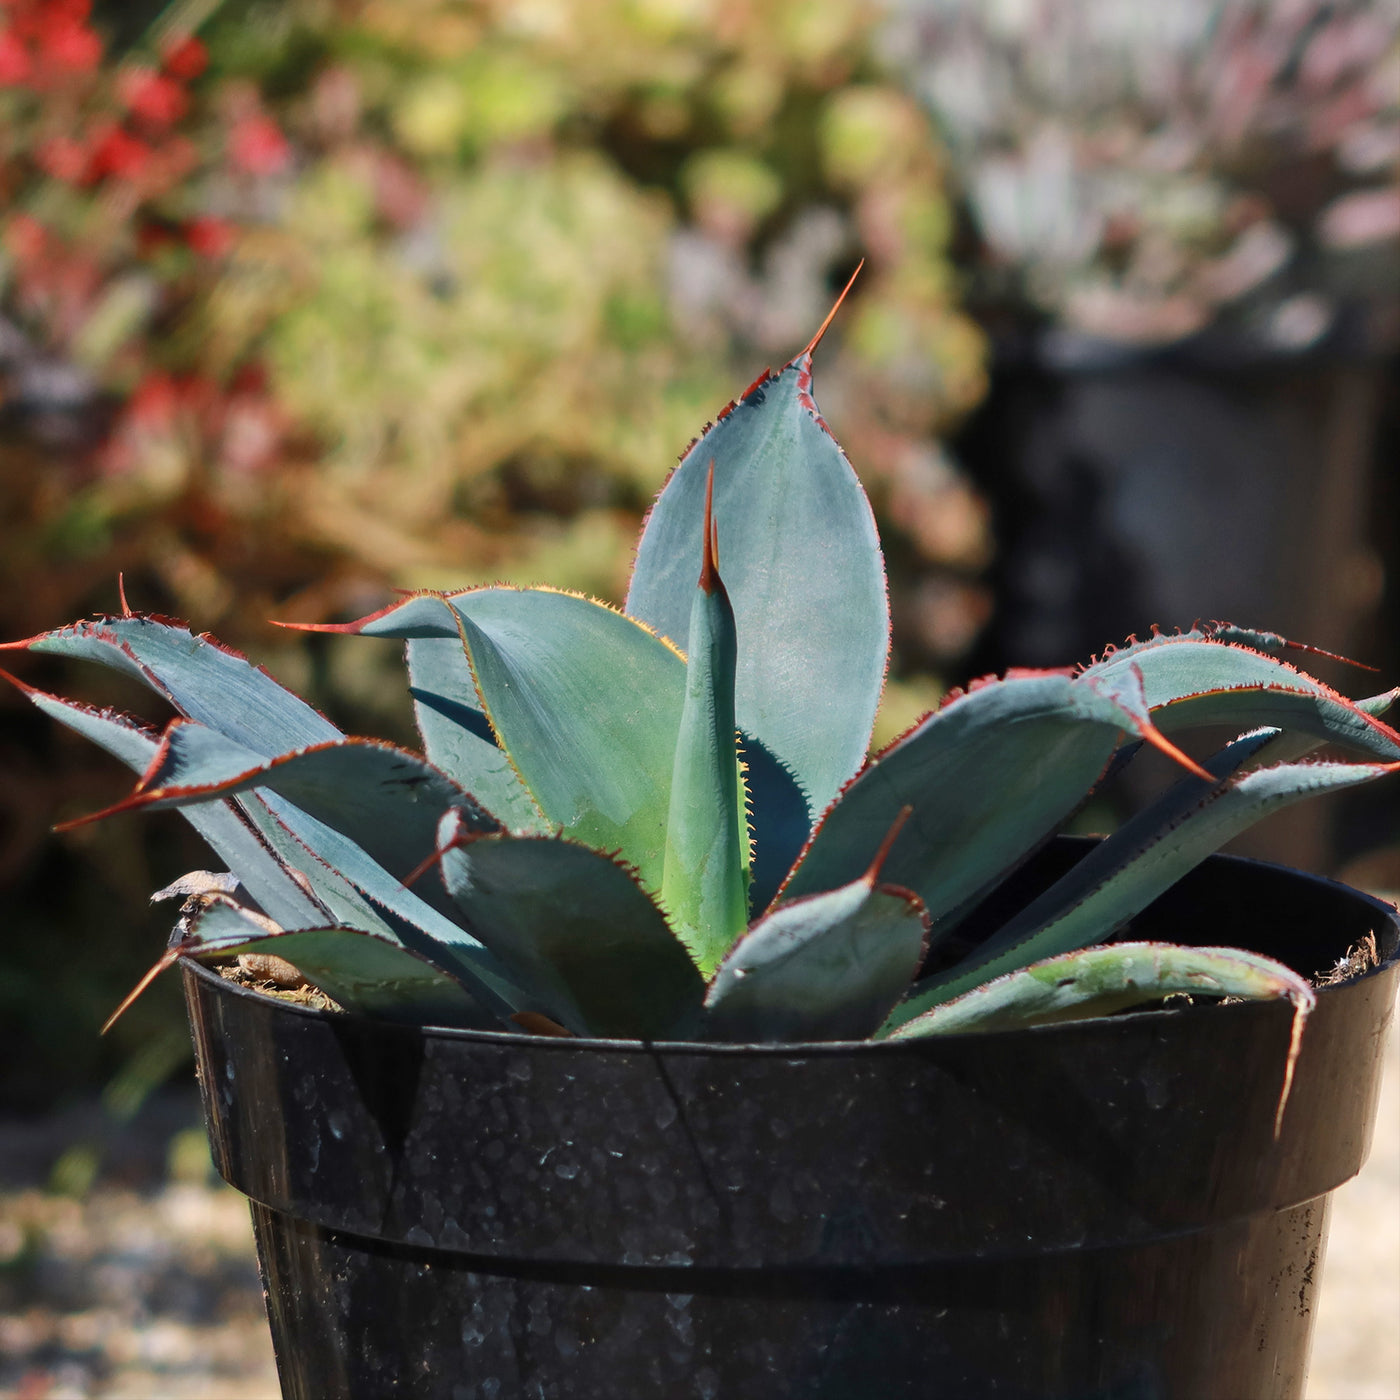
185 215 235 258
228 114 291 175
127 371 180 427
0 29 31 85
36 134 89 182
41 0 94 21
120 67 188 126
161 34 207 81
88 126 151 181
35 14 100 73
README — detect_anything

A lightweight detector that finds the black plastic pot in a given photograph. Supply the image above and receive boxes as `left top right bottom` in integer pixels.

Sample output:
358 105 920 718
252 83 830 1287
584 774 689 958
183 845 1399 1400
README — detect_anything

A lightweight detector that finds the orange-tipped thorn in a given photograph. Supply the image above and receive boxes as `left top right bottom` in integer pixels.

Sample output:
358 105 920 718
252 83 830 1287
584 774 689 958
1140 725 1216 784
0 666 38 698
403 806 481 889
403 842 451 889
102 942 190 1034
117 573 132 617
864 804 913 885
53 800 127 834
1292 642 1380 673
801 258 865 359
699 459 721 594
269 618 354 633
1274 996 1311 1140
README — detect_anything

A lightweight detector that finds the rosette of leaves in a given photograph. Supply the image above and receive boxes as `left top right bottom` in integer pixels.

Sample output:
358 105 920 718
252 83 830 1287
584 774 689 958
5 313 1398 1049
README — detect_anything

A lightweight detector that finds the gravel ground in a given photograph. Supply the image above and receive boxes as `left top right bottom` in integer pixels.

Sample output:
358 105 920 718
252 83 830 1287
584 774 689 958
1 1021 1395 1400
0 1181 278 1399
1305 1016 1400 1400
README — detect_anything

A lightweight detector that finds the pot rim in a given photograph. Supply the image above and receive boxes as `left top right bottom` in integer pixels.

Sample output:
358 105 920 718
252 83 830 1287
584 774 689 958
178 847 1400 1056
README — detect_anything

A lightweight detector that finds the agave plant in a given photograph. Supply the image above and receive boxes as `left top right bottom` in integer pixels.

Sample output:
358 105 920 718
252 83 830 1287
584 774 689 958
4 291 1398 1061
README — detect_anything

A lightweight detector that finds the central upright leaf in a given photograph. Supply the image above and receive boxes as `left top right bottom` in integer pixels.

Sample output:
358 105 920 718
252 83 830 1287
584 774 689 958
661 467 750 972
627 349 889 887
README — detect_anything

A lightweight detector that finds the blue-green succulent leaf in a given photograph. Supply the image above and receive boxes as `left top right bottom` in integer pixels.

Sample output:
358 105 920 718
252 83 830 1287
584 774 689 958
890 942 1313 1036
51 704 532 1015
0 668 397 943
3 674 325 930
890 753 1398 1024
298 588 687 896
21 687 420 963
283 594 548 833
9 614 341 754
406 636 548 833
662 476 749 972
80 721 500 912
185 898 494 1027
451 589 685 895
1231 690 1399 768
703 875 927 1043
1085 636 1400 759
1099 621 1368 669
251 791 526 1016
740 736 811 914
437 823 704 1039
782 672 1152 920
1153 683 1400 760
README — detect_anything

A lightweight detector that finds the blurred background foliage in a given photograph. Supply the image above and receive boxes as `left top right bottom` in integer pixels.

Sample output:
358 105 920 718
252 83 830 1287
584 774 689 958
884 0 1400 348
1 0 989 1109
1 0 1395 1119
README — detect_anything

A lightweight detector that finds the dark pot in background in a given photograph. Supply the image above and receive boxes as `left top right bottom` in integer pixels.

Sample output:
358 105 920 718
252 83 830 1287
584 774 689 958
951 333 1399 875
183 846 1399 1400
